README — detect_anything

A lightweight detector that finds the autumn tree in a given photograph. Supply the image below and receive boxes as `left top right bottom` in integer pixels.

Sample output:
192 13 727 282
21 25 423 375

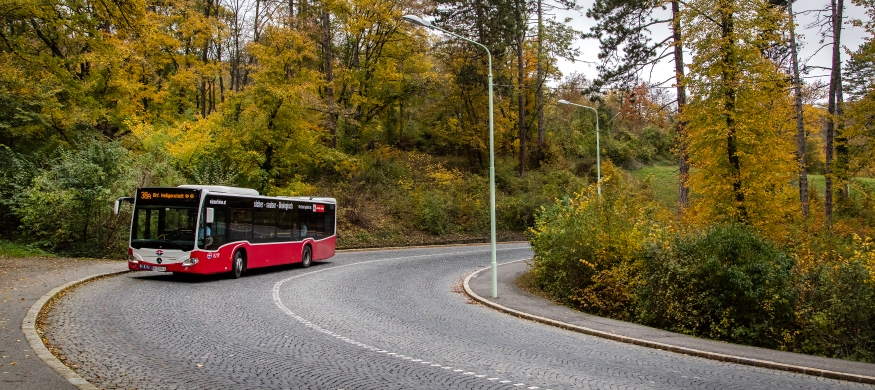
0 0 146 149
841 0 875 176
683 0 797 230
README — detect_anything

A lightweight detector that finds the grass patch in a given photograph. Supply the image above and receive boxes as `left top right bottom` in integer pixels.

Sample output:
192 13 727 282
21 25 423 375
0 240 56 258
806 175 875 198
628 165 679 209
629 167 875 208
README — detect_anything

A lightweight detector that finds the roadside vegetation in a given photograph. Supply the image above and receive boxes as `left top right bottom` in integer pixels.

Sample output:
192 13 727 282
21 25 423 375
529 165 875 363
0 240 55 258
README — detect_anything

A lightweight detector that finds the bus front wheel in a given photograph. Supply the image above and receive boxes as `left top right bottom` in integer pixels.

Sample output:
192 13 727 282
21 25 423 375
231 250 245 279
300 246 312 268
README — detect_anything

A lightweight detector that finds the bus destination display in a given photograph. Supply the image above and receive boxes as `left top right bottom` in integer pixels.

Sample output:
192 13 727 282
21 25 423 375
136 188 200 206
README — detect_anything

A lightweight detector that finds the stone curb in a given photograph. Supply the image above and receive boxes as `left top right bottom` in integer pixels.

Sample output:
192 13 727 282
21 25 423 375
462 260 875 386
22 270 133 390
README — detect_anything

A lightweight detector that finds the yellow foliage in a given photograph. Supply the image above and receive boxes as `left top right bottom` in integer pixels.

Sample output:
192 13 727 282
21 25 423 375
682 0 798 235
849 234 875 285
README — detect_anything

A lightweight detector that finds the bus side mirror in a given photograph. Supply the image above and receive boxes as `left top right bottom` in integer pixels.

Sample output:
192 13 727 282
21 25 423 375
206 208 214 223
114 197 134 215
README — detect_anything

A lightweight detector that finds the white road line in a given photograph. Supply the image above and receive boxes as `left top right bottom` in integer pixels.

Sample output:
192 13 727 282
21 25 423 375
271 247 545 389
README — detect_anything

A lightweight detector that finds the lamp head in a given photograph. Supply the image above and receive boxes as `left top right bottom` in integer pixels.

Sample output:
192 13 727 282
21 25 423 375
558 99 571 105
402 15 432 28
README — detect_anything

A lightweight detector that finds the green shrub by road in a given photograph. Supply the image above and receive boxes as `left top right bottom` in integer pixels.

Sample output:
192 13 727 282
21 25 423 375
529 166 875 363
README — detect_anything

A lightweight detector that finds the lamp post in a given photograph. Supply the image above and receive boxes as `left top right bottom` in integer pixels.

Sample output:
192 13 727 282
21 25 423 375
558 99 601 196
402 15 498 298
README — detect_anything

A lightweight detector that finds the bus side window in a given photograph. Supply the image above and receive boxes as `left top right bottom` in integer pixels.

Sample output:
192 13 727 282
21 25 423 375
313 214 324 239
299 209 325 239
253 208 276 242
324 205 336 237
230 208 253 242
206 207 228 250
277 208 294 240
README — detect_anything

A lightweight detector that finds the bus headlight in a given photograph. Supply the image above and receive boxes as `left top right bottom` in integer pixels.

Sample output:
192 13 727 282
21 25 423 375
127 248 138 264
183 258 199 266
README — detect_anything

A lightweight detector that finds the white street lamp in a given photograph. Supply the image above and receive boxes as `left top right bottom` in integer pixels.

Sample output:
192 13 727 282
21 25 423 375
402 15 499 298
558 99 601 196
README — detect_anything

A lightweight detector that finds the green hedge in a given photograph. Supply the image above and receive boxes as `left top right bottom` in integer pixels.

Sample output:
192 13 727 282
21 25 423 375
528 172 875 362
640 224 796 348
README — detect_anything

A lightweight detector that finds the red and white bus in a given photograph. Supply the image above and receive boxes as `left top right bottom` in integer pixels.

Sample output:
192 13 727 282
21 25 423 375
115 185 336 278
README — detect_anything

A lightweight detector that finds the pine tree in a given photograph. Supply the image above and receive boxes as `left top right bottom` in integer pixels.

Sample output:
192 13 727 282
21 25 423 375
584 0 691 208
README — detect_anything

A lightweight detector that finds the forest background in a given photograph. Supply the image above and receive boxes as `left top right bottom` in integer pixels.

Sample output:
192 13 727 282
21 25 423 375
2 0 875 364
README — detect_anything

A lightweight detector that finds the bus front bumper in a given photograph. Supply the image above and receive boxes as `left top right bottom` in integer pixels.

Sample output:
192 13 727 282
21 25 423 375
128 254 227 274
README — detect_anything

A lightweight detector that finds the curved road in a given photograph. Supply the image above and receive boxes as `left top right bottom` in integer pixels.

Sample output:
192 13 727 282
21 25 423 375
45 244 871 389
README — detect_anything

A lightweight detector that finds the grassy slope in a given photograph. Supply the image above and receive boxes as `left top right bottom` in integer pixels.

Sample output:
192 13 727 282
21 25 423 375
0 240 55 258
629 165 875 208
628 165 680 209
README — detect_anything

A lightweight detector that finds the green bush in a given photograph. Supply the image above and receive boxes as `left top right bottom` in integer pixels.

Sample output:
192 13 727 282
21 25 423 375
13 140 134 256
603 132 641 169
497 194 537 231
640 126 675 163
528 162 667 317
6 139 184 257
414 190 456 235
640 224 796 348
791 252 875 362
0 146 38 238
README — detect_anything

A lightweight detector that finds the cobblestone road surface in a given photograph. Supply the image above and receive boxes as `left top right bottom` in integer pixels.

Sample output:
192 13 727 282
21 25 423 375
44 245 874 389
1 257 125 390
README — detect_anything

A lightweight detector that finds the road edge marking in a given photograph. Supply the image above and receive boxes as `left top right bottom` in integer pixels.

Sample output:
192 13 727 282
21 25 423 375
462 260 875 386
22 270 132 390
272 249 543 389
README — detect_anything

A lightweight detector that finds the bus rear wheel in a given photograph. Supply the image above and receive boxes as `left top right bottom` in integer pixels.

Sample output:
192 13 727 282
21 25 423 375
300 246 312 268
231 250 245 278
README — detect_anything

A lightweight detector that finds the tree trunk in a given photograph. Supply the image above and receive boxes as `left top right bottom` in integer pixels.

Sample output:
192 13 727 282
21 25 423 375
837 70 847 199
517 39 527 177
201 0 213 118
289 0 295 27
536 0 545 156
834 0 848 202
721 0 746 222
515 0 527 177
399 100 405 145
321 6 337 149
789 0 808 217
672 0 690 210
825 0 843 225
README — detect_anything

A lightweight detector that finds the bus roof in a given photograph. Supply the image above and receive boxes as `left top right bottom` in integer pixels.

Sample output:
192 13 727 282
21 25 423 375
277 196 336 204
177 185 259 196
175 185 336 203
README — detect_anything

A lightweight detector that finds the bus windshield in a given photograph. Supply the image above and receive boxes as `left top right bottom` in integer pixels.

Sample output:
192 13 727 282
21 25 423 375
131 206 199 251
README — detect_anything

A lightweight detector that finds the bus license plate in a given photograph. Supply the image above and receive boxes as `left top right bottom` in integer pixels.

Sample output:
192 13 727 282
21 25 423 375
152 266 167 272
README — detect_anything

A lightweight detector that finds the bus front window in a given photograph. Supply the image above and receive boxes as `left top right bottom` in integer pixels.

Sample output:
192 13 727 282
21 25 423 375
131 206 198 251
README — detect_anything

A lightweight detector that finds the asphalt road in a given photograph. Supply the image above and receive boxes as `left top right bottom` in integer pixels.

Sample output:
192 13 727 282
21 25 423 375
43 244 873 389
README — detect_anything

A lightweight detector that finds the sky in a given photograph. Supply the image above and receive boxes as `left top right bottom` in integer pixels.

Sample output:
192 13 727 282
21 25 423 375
552 0 872 90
